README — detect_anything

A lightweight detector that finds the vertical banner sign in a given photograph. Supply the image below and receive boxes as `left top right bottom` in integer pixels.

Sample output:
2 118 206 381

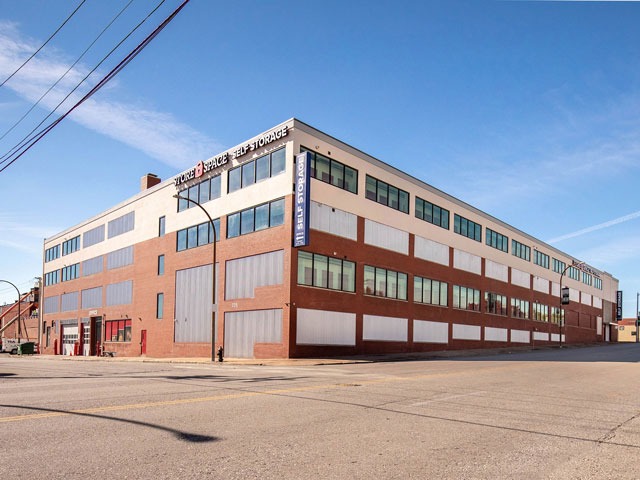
616 290 623 321
294 151 311 247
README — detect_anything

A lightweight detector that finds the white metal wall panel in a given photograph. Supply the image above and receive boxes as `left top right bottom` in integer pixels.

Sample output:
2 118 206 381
551 333 560 342
107 246 134 270
413 319 448 344
510 329 530 344
83 224 105 248
414 236 449 266
453 249 481 275
569 288 580 302
452 324 481 340
593 297 602 309
224 309 282 358
551 282 560 297
225 250 284 300
485 260 508 282
533 277 549 294
105 280 133 306
175 264 218 343
43 296 59 314
82 255 103 276
604 300 612 323
363 315 407 342
81 287 102 309
310 201 357 241
582 293 592 306
364 219 408 255
60 292 78 312
533 331 549 341
296 308 356 346
597 316 603 335
511 268 530 289
107 211 135 238
484 327 508 342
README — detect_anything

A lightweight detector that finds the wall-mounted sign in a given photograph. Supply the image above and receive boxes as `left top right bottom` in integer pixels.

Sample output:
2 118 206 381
561 287 570 305
573 260 601 278
174 125 289 187
293 151 311 248
616 290 623 321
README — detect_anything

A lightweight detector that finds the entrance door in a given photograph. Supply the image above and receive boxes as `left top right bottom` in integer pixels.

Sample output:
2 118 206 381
82 324 90 356
140 330 147 355
62 325 78 355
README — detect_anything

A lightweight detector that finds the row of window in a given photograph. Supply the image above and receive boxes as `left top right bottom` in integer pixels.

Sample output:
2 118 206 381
415 197 449 230
62 236 80 256
105 319 132 342
45 245 60 263
486 228 508 253
365 175 410 213
176 219 221 252
228 147 286 193
454 214 482 242
61 264 79 282
227 198 284 238
295 251 570 323
177 175 222 212
302 147 358 194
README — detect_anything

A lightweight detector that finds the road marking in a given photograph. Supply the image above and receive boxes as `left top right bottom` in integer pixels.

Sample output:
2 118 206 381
0 363 533 424
411 391 485 406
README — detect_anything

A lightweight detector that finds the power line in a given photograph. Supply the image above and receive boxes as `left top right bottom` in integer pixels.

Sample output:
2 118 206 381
0 0 191 173
0 0 87 88
0 0 136 142
0 0 171 167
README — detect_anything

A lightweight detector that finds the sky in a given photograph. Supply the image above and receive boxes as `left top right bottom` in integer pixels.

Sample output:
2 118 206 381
0 0 639 315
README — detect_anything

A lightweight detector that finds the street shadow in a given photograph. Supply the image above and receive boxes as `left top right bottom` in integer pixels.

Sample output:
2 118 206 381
0 404 218 443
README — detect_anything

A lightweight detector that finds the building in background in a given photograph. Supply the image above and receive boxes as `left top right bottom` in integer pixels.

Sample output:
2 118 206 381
1 286 40 352
616 318 637 342
40 119 619 358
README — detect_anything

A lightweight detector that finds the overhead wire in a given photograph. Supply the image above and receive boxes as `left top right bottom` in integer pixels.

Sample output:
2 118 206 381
0 0 137 142
0 0 87 88
0 0 170 167
0 0 190 173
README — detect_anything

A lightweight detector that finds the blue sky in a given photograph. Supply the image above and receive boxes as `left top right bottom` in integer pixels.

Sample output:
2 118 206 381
0 0 639 315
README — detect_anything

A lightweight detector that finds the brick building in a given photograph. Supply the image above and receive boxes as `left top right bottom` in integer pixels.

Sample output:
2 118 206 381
40 119 619 358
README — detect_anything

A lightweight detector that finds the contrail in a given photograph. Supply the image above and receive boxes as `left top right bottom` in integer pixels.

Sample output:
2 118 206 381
547 210 640 244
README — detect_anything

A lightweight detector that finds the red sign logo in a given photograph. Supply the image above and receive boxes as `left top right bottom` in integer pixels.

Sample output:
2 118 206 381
195 161 204 178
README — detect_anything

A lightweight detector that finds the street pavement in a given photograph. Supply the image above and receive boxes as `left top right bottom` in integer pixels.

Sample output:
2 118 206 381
1 343 639 479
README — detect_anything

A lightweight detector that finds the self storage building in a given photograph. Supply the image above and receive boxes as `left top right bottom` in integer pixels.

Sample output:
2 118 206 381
40 118 619 358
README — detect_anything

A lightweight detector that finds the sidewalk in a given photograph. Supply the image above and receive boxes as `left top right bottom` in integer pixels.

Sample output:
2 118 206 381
8 343 613 366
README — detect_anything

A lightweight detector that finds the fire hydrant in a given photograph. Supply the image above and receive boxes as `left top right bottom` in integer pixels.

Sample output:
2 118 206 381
217 346 224 362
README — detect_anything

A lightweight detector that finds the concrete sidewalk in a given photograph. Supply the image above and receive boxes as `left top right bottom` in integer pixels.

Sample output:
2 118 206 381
7 343 613 366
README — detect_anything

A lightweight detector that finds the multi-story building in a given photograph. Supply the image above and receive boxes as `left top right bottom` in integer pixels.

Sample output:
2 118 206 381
40 118 618 358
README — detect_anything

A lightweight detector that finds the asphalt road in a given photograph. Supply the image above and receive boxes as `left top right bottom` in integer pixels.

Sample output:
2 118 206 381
1 344 639 479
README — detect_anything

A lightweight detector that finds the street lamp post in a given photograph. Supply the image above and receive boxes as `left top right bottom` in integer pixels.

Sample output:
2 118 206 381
558 261 585 348
173 193 218 362
0 280 21 342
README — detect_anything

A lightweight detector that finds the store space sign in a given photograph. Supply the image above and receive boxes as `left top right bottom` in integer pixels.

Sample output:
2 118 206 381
294 151 311 247
616 290 623 321
174 125 288 187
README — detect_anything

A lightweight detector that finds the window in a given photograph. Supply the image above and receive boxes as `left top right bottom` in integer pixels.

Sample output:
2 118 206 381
158 216 166 237
485 292 507 316
297 251 355 292
177 175 222 212
510 298 529 319
567 266 580 281
486 228 508 253
532 302 549 322
552 258 566 274
365 175 409 213
364 265 407 300
512 239 531 261
61 263 79 282
228 147 286 193
582 272 593 286
44 270 60 286
158 255 165 275
415 197 449 230
594 277 603 290
156 293 164 319
414 276 447 306
62 236 80 256
45 245 60 262
226 198 285 239
105 319 132 342
453 214 481 242
107 212 135 238
301 147 358 194
452 285 480 311
533 250 549 269
176 219 220 252
550 307 564 325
